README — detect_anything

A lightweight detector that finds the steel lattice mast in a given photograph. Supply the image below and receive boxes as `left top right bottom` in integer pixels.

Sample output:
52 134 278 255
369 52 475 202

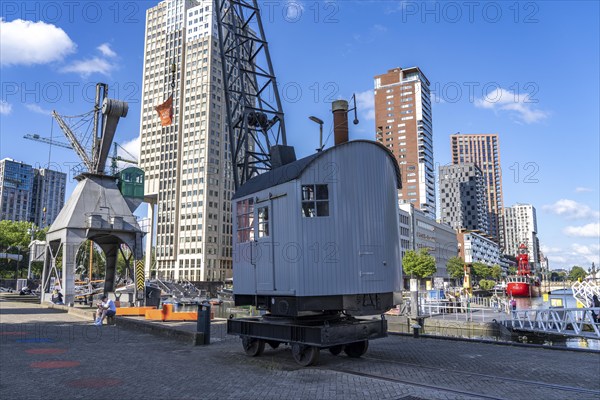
214 0 287 190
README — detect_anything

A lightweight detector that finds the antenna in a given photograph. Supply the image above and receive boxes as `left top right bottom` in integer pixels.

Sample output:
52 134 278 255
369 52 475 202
349 93 359 125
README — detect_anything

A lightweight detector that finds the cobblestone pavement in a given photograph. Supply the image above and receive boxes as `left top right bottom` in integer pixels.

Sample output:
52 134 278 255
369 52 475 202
1 301 599 400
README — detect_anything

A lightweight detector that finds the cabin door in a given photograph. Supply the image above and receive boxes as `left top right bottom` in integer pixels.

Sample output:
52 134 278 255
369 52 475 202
254 203 275 292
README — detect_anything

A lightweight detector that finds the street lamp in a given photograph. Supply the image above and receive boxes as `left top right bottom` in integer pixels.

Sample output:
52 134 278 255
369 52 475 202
27 226 36 280
308 116 324 152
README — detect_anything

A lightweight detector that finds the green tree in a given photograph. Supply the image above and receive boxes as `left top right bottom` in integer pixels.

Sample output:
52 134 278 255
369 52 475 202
0 221 46 279
446 256 464 280
569 266 587 281
490 265 503 281
403 248 437 279
471 262 491 280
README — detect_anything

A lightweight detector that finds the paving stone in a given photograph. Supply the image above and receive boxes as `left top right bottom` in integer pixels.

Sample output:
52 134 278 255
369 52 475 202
1 301 598 400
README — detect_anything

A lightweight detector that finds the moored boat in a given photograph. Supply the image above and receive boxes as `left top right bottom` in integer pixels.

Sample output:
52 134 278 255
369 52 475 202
506 243 538 297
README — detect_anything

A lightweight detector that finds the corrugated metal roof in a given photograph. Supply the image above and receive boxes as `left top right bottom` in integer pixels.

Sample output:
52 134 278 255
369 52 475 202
233 140 401 200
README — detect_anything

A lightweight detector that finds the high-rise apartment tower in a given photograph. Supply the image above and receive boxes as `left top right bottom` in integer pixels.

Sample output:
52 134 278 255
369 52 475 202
375 67 435 217
450 133 504 246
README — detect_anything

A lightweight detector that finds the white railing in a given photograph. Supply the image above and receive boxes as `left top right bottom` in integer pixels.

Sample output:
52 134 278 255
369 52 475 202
419 302 508 323
572 281 600 307
508 307 600 338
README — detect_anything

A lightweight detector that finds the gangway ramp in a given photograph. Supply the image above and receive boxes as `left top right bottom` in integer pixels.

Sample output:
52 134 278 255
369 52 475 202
504 307 600 339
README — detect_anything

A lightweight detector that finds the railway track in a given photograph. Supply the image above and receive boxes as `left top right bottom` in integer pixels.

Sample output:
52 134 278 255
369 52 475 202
259 347 599 399
320 354 600 400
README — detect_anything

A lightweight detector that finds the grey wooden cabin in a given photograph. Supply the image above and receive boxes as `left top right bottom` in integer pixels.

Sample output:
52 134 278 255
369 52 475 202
232 140 402 316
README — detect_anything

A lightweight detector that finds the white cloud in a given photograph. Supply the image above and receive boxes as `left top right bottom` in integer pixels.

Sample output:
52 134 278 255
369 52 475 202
0 18 76 66
564 223 600 238
475 87 549 124
97 43 117 58
542 243 600 268
25 104 52 116
61 43 118 78
355 89 375 121
0 100 13 115
118 137 140 163
575 187 593 193
543 199 600 219
61 57 114 78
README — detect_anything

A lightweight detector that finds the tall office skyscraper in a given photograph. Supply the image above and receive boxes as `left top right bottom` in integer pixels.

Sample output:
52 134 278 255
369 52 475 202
30 168 67 228
374 67 435 217
450 134 504 246
0 158 34 222
439 163 489 234
503 203 539 267
139 0 234 281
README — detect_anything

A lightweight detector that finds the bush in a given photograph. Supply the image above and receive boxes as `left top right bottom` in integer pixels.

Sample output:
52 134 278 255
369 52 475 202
479 279 495 290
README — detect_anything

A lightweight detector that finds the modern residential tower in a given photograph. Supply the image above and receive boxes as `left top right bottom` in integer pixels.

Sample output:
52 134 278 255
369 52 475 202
450 133 504 246
30 168 67 228
503 203 539 268
0 158 34 222
439 163 489 234
375 67 435 217
139 0 233 281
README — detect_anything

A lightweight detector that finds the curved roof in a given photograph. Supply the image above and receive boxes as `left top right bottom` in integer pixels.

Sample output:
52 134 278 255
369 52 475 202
233 140 401 200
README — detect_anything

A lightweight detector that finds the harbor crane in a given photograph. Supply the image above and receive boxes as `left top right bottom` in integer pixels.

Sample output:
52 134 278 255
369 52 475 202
24 134 138 176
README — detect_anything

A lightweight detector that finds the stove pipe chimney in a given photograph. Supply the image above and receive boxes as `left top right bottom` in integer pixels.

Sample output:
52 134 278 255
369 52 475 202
332 100 349 146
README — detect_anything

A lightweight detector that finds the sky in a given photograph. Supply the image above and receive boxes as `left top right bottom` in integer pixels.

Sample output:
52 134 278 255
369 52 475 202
1 0 599 270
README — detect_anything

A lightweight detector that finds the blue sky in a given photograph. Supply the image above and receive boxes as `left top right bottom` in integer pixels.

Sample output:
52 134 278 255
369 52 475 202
1 1 598 270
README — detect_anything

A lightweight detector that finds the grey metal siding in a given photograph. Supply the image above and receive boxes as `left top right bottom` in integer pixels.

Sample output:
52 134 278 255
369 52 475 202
233 141 401 297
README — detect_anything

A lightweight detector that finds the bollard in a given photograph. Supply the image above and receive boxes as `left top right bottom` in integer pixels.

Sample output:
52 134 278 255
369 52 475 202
196 302 211 345
411 323 421 338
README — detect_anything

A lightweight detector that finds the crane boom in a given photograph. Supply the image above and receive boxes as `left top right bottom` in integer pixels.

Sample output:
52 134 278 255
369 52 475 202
52 110 94 171
23 134 73 149
215 0 287 190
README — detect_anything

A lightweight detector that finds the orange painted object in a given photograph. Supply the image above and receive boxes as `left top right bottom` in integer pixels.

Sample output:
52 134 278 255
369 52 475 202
116 306 156 316
144 304 201 321
145 309 165 321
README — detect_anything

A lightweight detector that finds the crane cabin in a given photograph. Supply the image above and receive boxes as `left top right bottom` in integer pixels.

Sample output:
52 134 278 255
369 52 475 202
232 135 402 317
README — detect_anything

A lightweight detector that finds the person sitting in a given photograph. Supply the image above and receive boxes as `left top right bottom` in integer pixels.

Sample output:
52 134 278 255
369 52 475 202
51 290 64 305
94 295 117 326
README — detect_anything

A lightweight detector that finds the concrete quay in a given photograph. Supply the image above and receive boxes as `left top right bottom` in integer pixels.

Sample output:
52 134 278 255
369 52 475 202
1 300 599 400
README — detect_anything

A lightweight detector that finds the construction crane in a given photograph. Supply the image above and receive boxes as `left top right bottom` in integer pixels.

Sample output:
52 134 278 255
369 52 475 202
23 133 72 149
23 134 138 176
109 142 138 176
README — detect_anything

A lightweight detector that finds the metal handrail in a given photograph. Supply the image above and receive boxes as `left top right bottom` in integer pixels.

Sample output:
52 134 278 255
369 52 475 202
508 307 600 338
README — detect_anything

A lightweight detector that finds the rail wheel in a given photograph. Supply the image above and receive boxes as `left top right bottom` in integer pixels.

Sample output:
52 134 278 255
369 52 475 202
343 340 368 358
328 345 344 356
242 337 265 357
291 343 320 366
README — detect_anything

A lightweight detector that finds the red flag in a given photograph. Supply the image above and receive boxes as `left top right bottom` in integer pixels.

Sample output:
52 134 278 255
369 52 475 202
155 95 173 126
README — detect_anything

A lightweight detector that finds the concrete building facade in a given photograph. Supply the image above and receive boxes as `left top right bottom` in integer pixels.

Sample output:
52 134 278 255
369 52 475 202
0 158 34 223
139 0 234 281
504 203 539 267
450 133 504 246
375 67 435 217
399 204 457 279
30 168 67 228
457 230 501 267
439 163 489 234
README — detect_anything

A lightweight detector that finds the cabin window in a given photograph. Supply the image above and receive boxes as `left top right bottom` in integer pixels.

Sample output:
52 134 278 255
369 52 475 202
258 206 269 238
236 198 254 242
301 184 329 217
